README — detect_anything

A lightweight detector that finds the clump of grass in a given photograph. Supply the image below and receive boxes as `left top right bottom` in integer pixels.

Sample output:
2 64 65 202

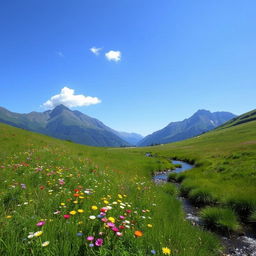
200 207 240 232
167 172 177 181
249 211 256 223
227 197 256 220
188 188 217 206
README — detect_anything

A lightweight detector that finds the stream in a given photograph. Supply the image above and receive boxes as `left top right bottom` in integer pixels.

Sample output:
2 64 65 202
153 160 256 256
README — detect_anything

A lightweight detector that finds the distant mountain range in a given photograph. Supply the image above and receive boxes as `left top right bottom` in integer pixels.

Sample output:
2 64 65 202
0 105 143 147
0 105 237 147
137 110 236 146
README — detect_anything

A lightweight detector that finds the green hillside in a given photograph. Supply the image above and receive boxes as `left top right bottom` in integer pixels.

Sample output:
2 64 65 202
0 123 220 256
0 111 255 255
132 119 256 224
217 109 256 130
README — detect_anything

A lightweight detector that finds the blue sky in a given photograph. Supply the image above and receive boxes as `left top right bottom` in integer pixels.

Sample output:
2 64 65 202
0 0 256 136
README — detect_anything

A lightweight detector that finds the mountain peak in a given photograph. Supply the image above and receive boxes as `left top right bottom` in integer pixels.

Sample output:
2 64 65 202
49 104 71 118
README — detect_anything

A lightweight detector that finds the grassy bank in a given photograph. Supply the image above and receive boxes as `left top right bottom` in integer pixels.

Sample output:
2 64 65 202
130 120 256 229
0 123 221 256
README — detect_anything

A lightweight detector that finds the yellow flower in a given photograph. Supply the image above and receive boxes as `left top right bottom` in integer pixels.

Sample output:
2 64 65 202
34 231 43 237
108 217 115 223
79 196 84 199
78 209 84 213
78 221 83 225
118 194 123 199
91 205 98 210
61 203 65 206
117 200 122 203
103 200 109 204
147 224 153 228
42 241 50 247
70 210 77 215
6 215 12 219
162 247 171 255
73 200 78 204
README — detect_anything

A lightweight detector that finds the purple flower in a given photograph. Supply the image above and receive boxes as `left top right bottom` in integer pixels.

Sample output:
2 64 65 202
86 236 94 241
151 250 156 254
76 232 83 237
89 243 94 247
36 221 45 227
95 238 103 247
21 184 26 189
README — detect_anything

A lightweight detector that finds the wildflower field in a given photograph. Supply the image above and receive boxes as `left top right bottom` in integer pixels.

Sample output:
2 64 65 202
0 123 220 255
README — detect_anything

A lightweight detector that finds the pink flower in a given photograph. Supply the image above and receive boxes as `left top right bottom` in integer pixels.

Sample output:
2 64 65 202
116 232 123 236
95 238 103 246
87 236 94 241
107 222 115 228
119 215 125 220
36 221 45 227
101 218 108 223
112 227 119 232
63 214 70 219
59 179 65 185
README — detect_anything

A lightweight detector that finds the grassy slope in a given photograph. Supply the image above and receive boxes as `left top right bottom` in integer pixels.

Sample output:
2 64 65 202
130 120 256 222
0 123 220 256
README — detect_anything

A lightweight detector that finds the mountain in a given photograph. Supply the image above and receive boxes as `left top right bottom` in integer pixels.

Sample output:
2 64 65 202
113 131 143 145
217 109 256 130
0 105 130 147
137 109 236 146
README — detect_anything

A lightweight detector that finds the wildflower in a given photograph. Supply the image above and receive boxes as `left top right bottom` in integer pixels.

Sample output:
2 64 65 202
151 249 156 254
78 209 84 213
73 200 78 204
108 217 115 223
63 214 70 219
95 238 103 246
73 193 80 197
61 203 65 206
119 215 125 220
89 215 96 220
5 215 12 219
89 243 94 247
42 241 50 247
103 200 109 204
59 179 65 185
162 247 171 255
21 184 26 189
76 232 83 237
70 210 77 215
87 236 94 241
116 232 123 236
34 231 43 237
118 194 123 199
91 205 98 210
147 224 153 228
134 230 143 237
36 221 46 227
107 222 115 228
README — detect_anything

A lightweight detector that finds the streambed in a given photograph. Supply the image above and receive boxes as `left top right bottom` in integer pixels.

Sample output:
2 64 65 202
153 160 256 256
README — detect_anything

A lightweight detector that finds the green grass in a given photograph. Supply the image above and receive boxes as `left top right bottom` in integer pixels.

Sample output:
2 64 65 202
0 123 221 256
130 120 256 223
200 207 240 232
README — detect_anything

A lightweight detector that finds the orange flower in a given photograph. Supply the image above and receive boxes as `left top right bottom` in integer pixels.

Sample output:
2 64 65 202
73 193 80 197
134 230 143 237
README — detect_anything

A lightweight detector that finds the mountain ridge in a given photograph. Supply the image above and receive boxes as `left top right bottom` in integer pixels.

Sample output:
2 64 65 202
0 105 138 147
137 109 236 146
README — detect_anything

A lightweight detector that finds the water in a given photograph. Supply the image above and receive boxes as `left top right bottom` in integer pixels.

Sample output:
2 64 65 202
153 160 256 256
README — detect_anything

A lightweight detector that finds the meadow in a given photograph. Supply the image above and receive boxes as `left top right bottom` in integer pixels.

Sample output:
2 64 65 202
132 120 256 232
0 123 221 256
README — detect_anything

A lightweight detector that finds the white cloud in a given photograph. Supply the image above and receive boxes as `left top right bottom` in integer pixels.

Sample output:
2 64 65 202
56 51 64 57
43 87 101 109
105 50 121 62
90 47 102 55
